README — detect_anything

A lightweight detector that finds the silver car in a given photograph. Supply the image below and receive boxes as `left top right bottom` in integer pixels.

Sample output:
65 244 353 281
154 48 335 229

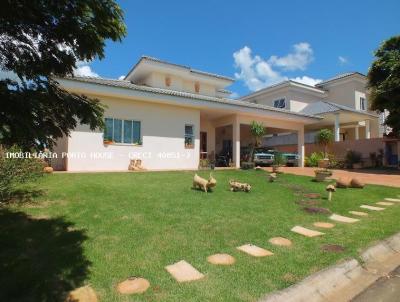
254 149 274 166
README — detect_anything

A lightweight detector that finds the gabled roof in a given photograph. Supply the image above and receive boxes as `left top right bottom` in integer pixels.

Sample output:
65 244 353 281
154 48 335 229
316 72 366 87
240 80 326 101
299 101 377 117
59 76 322 120
125 55 235 82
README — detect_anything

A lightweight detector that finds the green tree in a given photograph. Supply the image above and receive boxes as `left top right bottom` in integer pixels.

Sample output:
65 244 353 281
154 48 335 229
368 35 400 136
249 121 266 161
316 129 334 158
0 0 126 150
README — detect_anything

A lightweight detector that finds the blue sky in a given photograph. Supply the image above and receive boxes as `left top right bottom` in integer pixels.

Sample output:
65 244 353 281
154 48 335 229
82 0 400 97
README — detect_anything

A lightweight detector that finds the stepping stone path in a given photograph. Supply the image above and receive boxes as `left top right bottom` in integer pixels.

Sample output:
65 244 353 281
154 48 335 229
117 277 150 294
360 205 385 211
376 201 394 206
207 253 236 265
313 222 335 229
303 207 331 214
384 198 400 202
329 214 359 223
237 244 274 257
321 244 345 253
303 193 321 199
66 286 98 302
291 226 324 237
349 211 369 217
165 260 204 282
268 237 292 247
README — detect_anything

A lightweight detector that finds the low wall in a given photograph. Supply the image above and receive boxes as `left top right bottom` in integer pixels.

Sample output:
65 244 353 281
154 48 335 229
274 138 386 162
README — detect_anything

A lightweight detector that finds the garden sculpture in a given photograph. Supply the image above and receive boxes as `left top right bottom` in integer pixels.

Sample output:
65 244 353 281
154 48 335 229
326 184 336 201
128 159 146 171
229 180 251 192
193 173 217 192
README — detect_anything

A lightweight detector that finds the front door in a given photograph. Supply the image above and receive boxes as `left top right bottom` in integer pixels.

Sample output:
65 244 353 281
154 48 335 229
200 132 207 159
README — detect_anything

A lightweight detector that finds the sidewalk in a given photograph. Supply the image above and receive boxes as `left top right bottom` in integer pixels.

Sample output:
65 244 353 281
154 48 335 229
352 266 400 302
259 232 400 302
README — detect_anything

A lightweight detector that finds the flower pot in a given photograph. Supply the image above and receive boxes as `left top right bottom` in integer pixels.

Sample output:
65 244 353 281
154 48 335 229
318 159 329 168
314 170 332 182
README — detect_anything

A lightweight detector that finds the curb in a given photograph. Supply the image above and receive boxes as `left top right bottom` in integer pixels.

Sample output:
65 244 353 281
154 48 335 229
259 232 400 302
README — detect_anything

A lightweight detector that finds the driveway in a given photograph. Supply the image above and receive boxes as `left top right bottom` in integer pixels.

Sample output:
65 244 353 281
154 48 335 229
266 167 400 188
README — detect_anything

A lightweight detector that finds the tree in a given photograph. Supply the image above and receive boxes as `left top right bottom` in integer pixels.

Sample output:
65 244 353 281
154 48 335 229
0 0 126 150
249 121 266 161
316 129 334 158
367 35 400 137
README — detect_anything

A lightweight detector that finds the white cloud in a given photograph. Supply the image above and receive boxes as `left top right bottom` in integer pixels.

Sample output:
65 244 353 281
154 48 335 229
338 56 348 65
73 61 99 78
118 75 125 80
233 46 285 91
290 76 322 86
233 44 320 91
268 42 314 71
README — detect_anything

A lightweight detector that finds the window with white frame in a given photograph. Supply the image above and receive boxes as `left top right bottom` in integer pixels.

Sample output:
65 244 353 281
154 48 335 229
360 97 366 111
184 124 194 149
104 118 141 144
273 98 286 109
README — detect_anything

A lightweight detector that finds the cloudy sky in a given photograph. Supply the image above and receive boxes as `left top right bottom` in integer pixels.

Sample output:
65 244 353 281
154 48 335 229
75 0 399 97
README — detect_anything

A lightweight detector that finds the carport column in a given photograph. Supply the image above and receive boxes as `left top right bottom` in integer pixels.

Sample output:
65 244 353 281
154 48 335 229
365 119 371 139
232 116 240 168
355 126 359 140
297 126 305 168
334 114 340 142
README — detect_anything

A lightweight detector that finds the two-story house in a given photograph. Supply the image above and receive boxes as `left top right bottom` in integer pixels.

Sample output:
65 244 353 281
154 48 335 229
53 57 383 171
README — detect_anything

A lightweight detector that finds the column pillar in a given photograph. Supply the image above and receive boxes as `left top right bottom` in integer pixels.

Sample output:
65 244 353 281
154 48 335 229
298 126 305 168
355 126 359 140
232 116 240 168
334 114 340 142
365 119 371 139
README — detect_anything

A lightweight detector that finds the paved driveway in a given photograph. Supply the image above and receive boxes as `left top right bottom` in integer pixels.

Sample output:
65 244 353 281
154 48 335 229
266 167 400 188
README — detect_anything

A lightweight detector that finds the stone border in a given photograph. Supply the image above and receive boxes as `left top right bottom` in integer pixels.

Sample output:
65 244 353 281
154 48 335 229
258 232 400 302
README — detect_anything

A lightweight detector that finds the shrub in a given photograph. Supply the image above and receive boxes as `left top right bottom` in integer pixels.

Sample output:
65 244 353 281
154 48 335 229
199 159 209 169
0 146 44 201
273 152 286 166
241 161 255 170
305 152 324 167
345 150 362 168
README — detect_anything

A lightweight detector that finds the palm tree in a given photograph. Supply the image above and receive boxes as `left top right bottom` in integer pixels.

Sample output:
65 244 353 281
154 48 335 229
316 129 334 158
249 121 266 162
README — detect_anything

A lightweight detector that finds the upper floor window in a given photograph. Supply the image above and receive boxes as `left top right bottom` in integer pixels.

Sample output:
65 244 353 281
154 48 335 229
360 97 366 111
104 118 141 145
185 124 194 149
273 98 286 109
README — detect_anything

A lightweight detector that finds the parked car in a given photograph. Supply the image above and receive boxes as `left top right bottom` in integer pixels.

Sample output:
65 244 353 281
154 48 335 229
254 148 275 166
282 153 299 166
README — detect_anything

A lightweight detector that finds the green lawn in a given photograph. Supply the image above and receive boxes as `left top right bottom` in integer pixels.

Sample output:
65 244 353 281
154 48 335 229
2 170 400 302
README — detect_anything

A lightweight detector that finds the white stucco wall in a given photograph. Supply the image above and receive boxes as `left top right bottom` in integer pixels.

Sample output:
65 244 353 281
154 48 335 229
66 97 200 171
324 79 368 110
141 72 218 97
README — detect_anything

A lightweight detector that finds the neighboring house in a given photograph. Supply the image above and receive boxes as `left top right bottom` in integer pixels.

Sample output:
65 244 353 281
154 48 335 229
53 57 383 171
240 72 382 147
